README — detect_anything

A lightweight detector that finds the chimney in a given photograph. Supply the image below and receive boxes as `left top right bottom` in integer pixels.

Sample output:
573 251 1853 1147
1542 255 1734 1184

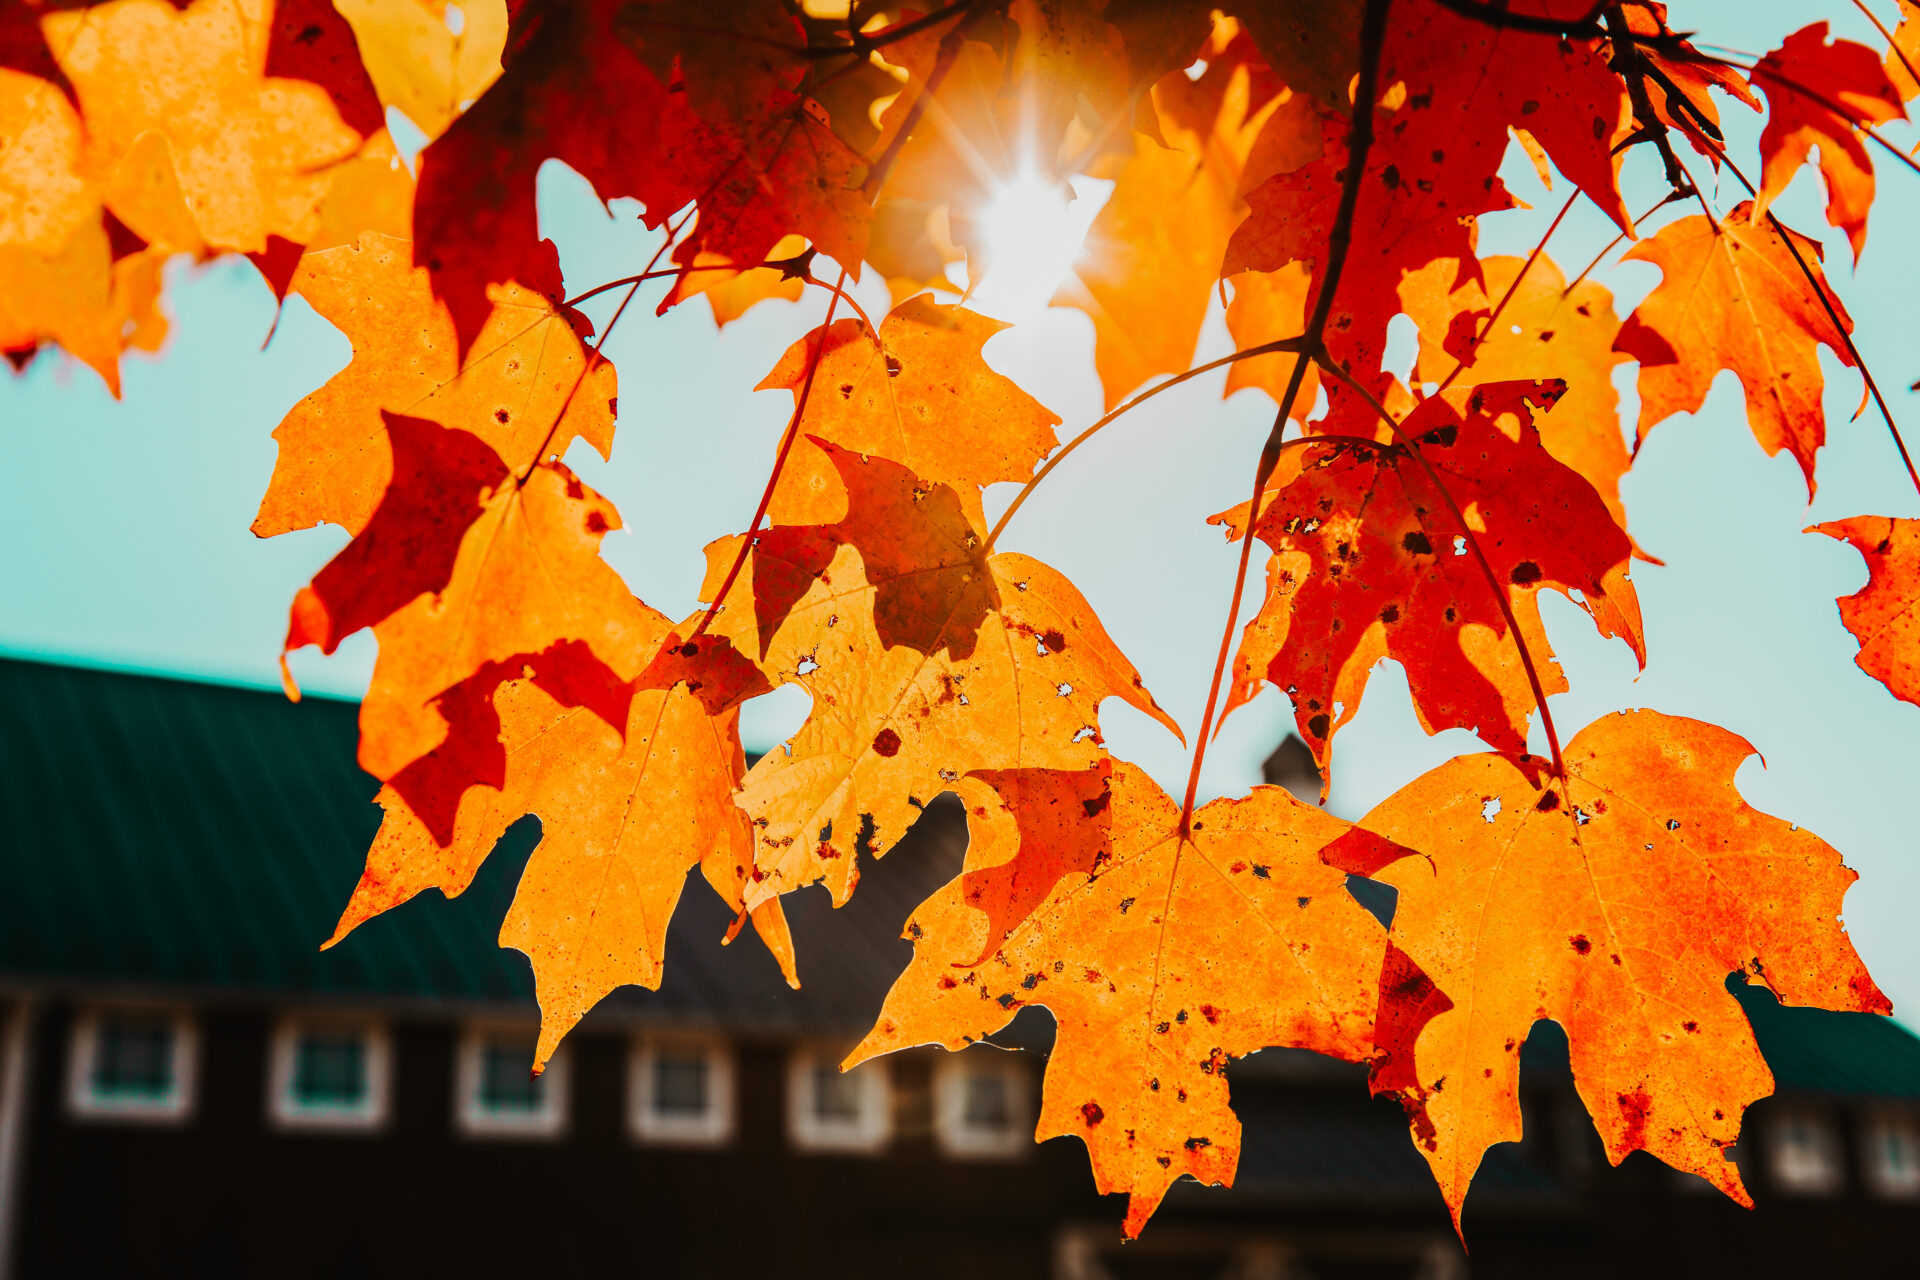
1261 734 1319 806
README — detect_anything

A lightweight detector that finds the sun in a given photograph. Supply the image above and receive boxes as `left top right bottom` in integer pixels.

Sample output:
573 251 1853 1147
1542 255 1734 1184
967 167 1104 323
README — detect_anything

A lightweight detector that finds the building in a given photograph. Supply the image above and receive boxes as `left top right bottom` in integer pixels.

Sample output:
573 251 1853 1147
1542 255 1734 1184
1 656 1917 1278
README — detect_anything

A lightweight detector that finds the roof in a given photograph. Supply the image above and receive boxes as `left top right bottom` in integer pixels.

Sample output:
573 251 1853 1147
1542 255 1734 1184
3 655 1919 1092
0 655 958 1036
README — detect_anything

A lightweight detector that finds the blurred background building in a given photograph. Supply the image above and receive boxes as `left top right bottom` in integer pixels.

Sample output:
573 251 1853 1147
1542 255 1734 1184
1 656 1917 1278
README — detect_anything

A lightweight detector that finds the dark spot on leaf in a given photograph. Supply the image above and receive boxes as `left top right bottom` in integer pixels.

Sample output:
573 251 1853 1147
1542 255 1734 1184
1297 896 1312 908
1403 530 1433 556
1570 934 1591 955
1307 713 1330 738
1683 1021 1699 1033
1021 973 1041 990
1185 1136 1212 1150
1510 560 1541 585
1081 1101 1104 1127
872 728 902 757
494 408 510 424
1119 897 1135 913
1251 864 1270 879
1536 789 1560 812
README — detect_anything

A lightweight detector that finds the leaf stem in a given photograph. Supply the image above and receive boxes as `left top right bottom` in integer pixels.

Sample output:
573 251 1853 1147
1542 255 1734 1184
1433 189 1582 399
1315 359 1569 780
683 268 853 644
981 335 1310 555
1176 0 1395 835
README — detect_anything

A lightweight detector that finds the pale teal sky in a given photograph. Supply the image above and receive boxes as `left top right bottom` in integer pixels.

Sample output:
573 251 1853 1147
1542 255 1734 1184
4 1 1918 1015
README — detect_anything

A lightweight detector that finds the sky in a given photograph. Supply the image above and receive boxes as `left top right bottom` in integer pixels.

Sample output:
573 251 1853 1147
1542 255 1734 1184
4 1 1919 1017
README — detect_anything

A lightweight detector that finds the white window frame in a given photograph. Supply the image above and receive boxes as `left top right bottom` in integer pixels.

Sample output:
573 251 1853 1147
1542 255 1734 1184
66 1006 197 1125
453 1023 570 1141
1860 1106 1920 1199
786 1045 890 1155
933 1049 1032 1160
1765 1103 1845 1197
266 1015 392 1134
628 1034 735 1148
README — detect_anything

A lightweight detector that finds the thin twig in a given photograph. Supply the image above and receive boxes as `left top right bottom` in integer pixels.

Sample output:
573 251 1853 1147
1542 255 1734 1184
684 268 853 644
1316 359 1569 778
1697 139 1920 499
1855 0 1920 98
1605 4 1692 194
1433 189 1582 398
1700 51 1920 182
1560 190 1689 297
1176 0 1394 833
861 4 993 199
982 335 1311 555
801 0 981 60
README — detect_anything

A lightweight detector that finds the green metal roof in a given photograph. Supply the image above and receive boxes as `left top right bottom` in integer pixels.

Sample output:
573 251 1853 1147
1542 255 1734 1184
3 653 1919 1096
0 656 534 1004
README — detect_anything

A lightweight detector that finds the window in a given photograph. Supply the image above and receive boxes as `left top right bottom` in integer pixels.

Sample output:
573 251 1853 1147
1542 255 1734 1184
1765 1105 1844 1196
454 1025 569 1140
933 1050 1031 1159
67 1007 196 1123
1861 1107 1920 1199
787 1046 890 1154
267 1016 391 1133
629 1036 734 1147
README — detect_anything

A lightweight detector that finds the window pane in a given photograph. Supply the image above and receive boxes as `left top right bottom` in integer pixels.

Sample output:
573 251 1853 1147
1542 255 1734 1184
653 1053 709 1116
479 1041 543 1112
812 1064 863 1122
962 1071 1010 1131
293 1032 367 1106
91 1017 174 1098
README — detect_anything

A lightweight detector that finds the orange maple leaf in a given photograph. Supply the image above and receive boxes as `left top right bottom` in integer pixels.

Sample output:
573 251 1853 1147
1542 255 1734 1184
330 631 796 1070
253 232 615 540
1055 24 1298 410
705 443 1179 907
1751 22 1905 262
1811 516 1920 707
1407 253 1637 541
1211 381 1643 779
281 411 656 781
1345 710 1889 1229
43 0 367 256
755 295 1061 511
851 762 1405 1237
0 67 167 394
1614 202 1855 497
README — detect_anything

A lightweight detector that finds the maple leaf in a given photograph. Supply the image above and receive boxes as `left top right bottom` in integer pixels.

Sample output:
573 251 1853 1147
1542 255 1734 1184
851 762 1405 1236
1226 1 1629 428
1054 24 1295 410
0 66 167 393
755 295 1062 513
1620 2 1759 162
335 0 508 140
329 631 796 1070
265 0 388 140
1346 710 1889 1229
1210 381 1644 778
1751 23 1904 262
707 441 1180 907
1811 516 1920 708
1888 0 1920 99
252 232 614 540
1614 202 1855 497
281 410 656 781
665 234 807 327
1406 253 1636 540
415 0 870 352
43 0 368 256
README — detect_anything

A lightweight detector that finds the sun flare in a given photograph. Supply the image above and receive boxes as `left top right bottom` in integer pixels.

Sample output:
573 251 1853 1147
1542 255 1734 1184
968 168 1103 323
